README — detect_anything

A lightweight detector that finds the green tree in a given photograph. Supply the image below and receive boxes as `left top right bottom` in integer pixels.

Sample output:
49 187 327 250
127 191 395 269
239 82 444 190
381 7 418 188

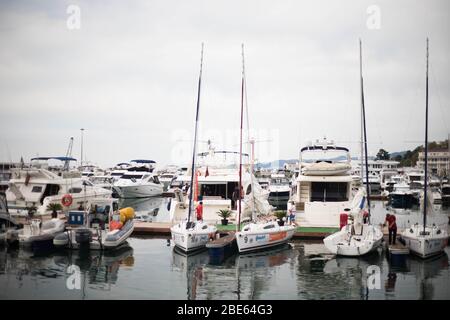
376 148 390 160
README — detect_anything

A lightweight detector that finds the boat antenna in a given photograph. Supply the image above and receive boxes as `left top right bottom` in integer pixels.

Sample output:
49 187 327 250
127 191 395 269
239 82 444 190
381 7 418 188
237 43 245 232
360 39 371 220
187 43 204 229
423 38 429 234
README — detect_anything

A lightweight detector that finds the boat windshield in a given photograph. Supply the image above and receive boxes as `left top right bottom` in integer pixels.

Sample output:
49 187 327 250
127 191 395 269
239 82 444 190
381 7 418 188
121 174 143 180
111 172 124 176
301 149 350 164
271 178 289 185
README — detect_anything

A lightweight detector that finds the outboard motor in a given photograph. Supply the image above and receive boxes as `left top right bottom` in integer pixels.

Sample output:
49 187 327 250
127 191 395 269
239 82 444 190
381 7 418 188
75 228 92 249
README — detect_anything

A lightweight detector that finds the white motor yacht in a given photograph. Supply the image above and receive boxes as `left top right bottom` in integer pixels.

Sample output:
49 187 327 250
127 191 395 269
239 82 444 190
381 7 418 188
114 160 163 198
289 138 358 228
5 159 112 217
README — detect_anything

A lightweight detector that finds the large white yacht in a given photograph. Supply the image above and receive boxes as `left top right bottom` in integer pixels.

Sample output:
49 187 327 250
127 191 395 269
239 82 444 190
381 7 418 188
114 160 163 198
169 148 271 224
289 138 358 228
5 157 112 217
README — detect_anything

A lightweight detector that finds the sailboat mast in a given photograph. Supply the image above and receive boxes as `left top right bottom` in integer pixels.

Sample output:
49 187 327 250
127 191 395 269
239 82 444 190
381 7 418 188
423 38 429 232
359 43 364 181
187 43 204 228
237 44 245 232
360 39 371 218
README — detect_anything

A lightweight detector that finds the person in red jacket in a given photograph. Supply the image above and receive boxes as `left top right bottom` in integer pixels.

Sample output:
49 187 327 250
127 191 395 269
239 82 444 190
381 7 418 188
385 213 397 245
196 201 203 222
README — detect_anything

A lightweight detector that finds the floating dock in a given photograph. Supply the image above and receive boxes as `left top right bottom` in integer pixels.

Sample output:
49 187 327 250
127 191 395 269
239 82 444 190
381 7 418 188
131 222 339 239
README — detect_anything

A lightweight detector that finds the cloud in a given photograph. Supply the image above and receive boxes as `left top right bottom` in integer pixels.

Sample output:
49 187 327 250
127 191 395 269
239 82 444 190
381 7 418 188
0 0 449 167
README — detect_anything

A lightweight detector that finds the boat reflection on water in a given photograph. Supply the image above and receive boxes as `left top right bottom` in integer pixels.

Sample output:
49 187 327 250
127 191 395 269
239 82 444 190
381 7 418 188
295 241 384 300
401 253 448 300
170 244 295 300
322 251 385 299
0 244 134 299
120 197 166 222
53 244 134 287
171 247 209 300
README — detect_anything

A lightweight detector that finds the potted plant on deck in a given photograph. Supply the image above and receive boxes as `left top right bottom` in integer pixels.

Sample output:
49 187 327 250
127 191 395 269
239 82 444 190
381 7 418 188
274 210 287 226
217 209 232 226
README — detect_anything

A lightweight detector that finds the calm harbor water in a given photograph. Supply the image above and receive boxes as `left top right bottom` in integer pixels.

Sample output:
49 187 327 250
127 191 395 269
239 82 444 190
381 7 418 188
0 198 449 300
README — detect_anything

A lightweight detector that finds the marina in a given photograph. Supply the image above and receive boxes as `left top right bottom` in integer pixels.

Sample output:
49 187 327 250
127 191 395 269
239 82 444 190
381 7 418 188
1 0 450 304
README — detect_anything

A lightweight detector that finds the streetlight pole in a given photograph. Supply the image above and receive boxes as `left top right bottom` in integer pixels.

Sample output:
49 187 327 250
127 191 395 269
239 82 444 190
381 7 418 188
80 128 85 167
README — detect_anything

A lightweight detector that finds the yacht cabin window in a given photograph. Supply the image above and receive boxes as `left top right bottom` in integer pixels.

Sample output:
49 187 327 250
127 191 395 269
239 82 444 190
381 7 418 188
310 182 348 202
31 186 43 193
121 174 143 180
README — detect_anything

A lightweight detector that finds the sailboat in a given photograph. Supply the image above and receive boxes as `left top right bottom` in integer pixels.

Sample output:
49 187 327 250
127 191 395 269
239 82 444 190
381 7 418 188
401 39 448 258
236 44 295 253
170 44 217 253
323 40 383 256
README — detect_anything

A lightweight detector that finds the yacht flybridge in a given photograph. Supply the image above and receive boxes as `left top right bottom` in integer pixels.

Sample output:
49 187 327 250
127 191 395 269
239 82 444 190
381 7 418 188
289 138 358 228
5 157 112 217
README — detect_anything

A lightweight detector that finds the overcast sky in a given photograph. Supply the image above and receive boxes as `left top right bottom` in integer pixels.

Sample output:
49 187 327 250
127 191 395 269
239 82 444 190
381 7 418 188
0 0 449 168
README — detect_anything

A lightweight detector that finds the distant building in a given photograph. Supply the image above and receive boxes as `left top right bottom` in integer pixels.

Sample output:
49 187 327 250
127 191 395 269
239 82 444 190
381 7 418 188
417 148 449 177
351 159 400 177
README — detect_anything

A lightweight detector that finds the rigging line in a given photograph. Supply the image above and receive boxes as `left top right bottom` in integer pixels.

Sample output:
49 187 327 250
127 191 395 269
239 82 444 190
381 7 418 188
242 44 258 219
429 62 449 134
187 43 204 227
360 39 371 219
237 43 245 232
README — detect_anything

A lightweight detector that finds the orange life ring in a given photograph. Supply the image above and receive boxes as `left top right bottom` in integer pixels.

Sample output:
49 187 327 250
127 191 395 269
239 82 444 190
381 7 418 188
61 194 73 207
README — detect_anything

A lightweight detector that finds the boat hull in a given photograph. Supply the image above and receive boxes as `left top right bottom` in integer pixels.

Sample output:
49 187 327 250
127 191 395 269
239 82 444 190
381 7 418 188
323 224 383 256
118 184 163 198
236 225 295 253
402 226 448 259
53 220 134 250
170 222 217 253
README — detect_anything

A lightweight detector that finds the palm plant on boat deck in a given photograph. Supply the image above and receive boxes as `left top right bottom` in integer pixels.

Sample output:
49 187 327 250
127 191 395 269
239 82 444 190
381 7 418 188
217 209 232 225
274 210 287 226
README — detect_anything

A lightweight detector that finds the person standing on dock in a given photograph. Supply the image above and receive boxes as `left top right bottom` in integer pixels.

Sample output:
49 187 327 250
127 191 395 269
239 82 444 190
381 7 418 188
287 200 297 226
196 201 203 222
385 213 397 245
